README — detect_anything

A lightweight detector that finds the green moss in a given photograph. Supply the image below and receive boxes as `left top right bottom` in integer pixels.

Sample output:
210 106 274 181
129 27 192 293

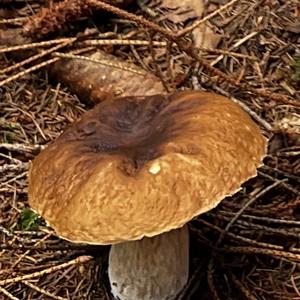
19 208 40 231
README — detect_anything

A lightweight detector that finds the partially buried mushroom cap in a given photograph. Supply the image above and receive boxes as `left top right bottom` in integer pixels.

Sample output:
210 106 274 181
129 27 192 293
28 91 267 244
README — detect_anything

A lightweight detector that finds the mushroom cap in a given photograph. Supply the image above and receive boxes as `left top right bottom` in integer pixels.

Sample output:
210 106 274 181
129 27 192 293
28 91 267 244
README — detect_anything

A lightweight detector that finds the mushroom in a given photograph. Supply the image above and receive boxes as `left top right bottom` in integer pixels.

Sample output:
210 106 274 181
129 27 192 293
28 90 267 300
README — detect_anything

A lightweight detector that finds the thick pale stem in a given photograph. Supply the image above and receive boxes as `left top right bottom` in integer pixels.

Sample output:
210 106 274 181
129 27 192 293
108 225 189 300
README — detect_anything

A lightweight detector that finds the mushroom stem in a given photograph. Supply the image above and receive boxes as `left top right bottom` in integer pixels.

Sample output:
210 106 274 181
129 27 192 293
108 225 189 300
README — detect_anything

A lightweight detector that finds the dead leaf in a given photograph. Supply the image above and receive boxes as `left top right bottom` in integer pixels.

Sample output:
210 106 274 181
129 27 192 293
160 0 204 23
159 0 220 49
192 24 221 49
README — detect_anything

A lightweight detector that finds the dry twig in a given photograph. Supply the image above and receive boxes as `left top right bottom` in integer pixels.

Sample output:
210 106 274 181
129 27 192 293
0 256 93 286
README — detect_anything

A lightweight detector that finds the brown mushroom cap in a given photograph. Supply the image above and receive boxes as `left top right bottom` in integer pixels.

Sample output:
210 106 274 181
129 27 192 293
28 91 267 244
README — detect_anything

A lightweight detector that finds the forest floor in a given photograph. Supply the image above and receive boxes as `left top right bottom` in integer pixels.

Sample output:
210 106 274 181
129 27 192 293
0 0 299 299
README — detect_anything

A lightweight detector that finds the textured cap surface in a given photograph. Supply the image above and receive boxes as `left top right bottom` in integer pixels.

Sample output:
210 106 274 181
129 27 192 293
28 91 267 244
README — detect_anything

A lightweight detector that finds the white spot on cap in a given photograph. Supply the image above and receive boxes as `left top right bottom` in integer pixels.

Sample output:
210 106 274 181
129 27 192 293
149 162 161 175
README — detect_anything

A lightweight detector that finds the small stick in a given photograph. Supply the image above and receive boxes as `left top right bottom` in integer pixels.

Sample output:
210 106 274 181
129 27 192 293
53 52 146 75
0 171 27 187
0 38 76 75
87 0 174 39
213 87 273 132
23 280 68 300
217 180 287 244
234 213 300 226
229 273 257 300
83 39 167 46
207 258 220 300
148 32 171 92
277 151 300 157
0 225 34 243
0 225 14 237
0 58 60 87
195 219 300 254
258 171 300 195
177 262 205 300
0 152 22 164
230 97 273 132
182 47 300 107
0 39 77 87
0 17 28 25
210 31 259 67
0 287 20 300
0 143 45 153
196 46 257 60
0 243 104 251
213 213 300 238
223 246 300 261
262 165 300 183
269 198 300 215
0 255 93 285
11 234 53 269
0 163 29 173
0 38 75 54
291 275 300 297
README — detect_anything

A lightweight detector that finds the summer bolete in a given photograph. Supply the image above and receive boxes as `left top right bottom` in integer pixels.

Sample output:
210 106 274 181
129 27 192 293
28 90 267 300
